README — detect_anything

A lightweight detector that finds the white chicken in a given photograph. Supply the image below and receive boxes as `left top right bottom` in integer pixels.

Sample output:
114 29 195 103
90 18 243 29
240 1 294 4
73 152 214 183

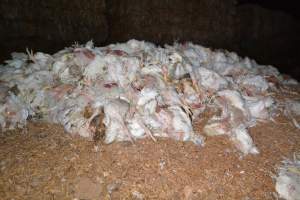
103 99 132 143
195 67 228 91
276 156 300 200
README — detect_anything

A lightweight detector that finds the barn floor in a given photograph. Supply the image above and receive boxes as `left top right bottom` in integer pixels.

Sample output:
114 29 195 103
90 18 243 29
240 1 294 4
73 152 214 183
0 114 299 200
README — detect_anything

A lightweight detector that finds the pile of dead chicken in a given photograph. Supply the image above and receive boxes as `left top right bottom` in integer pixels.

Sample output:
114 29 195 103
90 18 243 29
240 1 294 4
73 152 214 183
0 39 299 155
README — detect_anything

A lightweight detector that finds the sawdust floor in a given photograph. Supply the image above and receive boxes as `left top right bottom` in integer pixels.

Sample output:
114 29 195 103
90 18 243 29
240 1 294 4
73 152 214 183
0 115 299 200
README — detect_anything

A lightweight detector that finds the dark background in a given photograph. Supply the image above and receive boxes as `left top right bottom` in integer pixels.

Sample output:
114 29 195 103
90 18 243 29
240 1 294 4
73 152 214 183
0 0 299 79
